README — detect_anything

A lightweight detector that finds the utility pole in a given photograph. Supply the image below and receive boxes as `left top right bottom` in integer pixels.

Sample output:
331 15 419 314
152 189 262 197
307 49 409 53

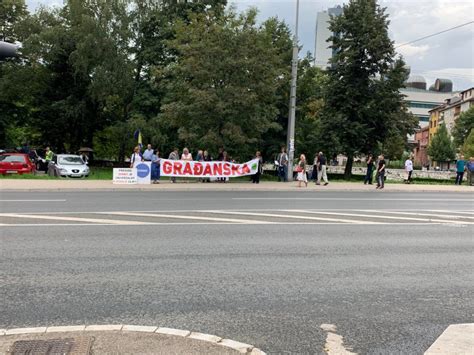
286 0 299 182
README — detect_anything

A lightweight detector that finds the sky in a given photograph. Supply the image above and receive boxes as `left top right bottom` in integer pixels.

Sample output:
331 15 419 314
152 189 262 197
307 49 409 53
26 0 474 91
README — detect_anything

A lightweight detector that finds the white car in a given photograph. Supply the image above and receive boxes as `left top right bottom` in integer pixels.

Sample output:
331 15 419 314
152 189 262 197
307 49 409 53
53 154 90 178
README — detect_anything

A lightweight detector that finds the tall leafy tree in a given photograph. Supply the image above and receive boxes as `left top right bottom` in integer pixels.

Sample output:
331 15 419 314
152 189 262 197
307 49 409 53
321 0 417 178
295 54 328 160
462 130 474 158
427 123 455 163
159 8 284 160
452 106 474 148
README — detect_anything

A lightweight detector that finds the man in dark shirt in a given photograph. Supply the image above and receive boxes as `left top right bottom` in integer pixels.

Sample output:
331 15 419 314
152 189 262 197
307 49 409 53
316 152 329 186
376 154 386 189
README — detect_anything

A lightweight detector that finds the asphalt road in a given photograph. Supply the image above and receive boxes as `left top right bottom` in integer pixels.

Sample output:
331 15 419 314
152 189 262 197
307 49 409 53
1 191 473 354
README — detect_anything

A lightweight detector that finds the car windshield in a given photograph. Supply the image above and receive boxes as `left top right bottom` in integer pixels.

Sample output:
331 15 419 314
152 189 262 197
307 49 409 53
58 156 84 165
0 155 26 163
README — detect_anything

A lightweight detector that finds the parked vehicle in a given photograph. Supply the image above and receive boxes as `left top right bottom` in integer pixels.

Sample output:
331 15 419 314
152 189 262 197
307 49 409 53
0 153 36 175
52 154 90 178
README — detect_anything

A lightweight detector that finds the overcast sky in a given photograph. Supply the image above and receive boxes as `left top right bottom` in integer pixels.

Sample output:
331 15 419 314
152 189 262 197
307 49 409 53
27 0 474 91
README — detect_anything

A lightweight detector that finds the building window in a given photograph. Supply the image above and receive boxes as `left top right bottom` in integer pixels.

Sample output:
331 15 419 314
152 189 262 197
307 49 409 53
407 102 439 109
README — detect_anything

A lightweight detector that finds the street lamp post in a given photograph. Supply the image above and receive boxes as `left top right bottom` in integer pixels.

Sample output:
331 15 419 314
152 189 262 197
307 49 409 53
287 0 300 182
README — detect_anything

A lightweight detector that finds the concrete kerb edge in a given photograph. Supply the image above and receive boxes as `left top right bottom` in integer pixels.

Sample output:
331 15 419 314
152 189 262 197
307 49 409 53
0 325 266 355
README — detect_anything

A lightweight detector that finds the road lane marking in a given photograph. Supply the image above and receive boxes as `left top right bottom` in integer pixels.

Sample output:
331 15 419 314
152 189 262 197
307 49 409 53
283 210 474 225
320 324 356 355
0 222 441 227
424 323 474 354
204 210 383 224
0 213 151 225
101 211 276 224
427 210 474 215
0 199 67 202
356 210 474 220
233 198 473 201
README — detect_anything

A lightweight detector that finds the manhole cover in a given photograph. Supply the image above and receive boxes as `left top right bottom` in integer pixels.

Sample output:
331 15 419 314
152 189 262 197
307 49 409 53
9 336 93 355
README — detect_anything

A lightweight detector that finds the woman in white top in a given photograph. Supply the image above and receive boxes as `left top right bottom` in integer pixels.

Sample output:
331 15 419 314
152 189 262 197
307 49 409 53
181 147 193 161
130 146 143 168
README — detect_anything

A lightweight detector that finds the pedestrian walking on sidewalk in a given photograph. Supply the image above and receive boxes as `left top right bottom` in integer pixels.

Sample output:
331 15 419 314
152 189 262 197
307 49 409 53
296 154 308 188
316 152 329 186
277 147 288 182
364 154 374 185
252 151 263 184
376 154 386 189
455 155 466 185
404 156 413 184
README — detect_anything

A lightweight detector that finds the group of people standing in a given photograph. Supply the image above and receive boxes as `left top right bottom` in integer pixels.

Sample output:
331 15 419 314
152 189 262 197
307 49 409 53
130 145 263 183
364 154 387 189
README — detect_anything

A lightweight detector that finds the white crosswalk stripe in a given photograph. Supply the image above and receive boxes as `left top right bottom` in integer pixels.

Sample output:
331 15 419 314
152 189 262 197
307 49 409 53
101 211 275 224
281 210 474 225
1 209 473 226
356 210 474 220
0 213 152 225
205 210 383 224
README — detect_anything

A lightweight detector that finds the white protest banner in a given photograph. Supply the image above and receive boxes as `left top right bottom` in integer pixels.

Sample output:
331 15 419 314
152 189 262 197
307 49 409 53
136 161 152 184
113 168 137 184
160 159 259 178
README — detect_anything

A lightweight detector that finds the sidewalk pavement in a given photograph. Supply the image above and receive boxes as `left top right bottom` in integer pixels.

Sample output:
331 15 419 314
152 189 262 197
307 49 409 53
0 325 264 354
1 179 473 192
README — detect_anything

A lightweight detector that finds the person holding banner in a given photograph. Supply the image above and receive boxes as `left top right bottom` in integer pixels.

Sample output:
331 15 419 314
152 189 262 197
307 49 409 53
168 148 179 183
251 151 263 184
202 150 212 183
151 149 161 184
130 146 143 168
296 154 308 188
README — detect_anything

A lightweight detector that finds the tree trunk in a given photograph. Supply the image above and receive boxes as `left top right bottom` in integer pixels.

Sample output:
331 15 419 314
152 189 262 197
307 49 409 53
344 153 353 180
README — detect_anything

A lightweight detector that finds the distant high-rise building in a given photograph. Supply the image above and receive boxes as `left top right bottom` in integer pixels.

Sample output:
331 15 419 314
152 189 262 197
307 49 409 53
314 5 343 69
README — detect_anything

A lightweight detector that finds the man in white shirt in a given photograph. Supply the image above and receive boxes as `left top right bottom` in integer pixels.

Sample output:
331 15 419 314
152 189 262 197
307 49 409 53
404 156 413 184
143 144 154 161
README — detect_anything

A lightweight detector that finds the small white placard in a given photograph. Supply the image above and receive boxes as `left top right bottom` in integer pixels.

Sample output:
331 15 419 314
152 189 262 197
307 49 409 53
113 168 137 184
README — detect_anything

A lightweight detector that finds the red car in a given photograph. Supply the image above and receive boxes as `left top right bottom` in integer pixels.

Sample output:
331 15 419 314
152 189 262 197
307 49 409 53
0 153 36 175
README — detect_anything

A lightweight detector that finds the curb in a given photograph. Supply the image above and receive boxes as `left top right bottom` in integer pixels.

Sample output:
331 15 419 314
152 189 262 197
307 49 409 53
0 324 265 354
2 187 472 193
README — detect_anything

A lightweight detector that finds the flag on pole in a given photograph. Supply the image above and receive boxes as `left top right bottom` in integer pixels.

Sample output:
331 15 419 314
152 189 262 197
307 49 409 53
133 129 143 150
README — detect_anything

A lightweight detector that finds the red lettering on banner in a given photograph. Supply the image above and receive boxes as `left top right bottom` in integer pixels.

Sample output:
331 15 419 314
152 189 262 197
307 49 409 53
183 162 193 175
242 164 251 174
194 163 203 175
231 164 240 175
203 164 212 176
213 163 223 176
223 163 231 176
173 162 183 175
163 161 172 175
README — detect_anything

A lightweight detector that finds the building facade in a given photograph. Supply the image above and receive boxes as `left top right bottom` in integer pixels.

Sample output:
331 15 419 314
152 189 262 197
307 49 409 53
439 87 474 135
413 126 429 167
314 6 343 69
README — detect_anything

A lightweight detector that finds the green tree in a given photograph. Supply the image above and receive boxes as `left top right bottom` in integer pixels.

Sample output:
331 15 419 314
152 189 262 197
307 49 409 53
159 8 284 160
0 0 27 42
295 54 328 160
428 123 455 163
321 0 417 178
452 106 474 148
462 129 474 158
